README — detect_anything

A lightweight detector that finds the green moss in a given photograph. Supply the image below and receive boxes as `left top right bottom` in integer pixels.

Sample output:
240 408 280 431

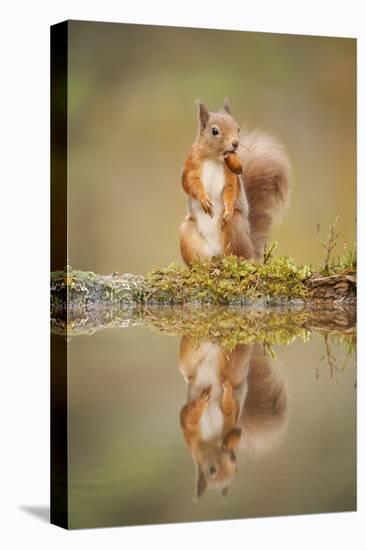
145 255 312 304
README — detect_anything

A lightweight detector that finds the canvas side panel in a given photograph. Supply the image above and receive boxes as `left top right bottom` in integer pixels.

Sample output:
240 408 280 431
50 20 68 529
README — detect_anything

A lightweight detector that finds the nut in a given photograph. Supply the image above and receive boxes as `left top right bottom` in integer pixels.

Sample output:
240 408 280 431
224 152 243 174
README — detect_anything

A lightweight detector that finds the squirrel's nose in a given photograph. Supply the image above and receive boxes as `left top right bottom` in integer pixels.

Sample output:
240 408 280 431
232 140 238 150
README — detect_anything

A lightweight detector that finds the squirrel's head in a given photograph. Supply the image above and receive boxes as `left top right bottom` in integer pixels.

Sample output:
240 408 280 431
195 98 241 160
195 427 242 499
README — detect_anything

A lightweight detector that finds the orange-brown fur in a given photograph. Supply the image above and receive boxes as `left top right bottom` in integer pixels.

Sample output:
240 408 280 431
178 338 288 498
180 99 291 264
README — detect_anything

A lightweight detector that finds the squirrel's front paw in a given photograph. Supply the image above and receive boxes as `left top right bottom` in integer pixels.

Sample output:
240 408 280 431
221 377 233 393
200 384 213 404
199 195 214 217
221 207 233 230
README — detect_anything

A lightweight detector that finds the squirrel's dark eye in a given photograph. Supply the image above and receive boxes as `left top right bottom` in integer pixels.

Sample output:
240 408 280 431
211 127 220 136
210 466 217 475
238 127 240 133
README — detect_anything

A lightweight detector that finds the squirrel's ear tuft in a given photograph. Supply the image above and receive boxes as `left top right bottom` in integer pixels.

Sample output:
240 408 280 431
196 100 209 130
222 486 229 498
196 467 207 499
223 97 231 115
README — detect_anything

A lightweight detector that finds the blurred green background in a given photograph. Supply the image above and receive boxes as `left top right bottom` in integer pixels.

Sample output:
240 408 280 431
67 21 356 274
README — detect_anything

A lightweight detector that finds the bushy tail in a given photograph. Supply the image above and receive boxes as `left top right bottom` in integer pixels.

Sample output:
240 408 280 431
238 130 291 259
238 344 288 457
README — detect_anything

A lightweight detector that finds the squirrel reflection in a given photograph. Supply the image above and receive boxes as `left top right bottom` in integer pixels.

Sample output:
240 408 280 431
178 338 288 498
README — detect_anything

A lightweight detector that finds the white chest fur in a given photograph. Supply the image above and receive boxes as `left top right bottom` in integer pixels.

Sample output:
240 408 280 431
186 342 250 442
189 343 224 441
191 159 226 256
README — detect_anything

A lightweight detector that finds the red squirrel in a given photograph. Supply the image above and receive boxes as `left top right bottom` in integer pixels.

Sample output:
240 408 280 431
180 99 291 265
178 338 288 498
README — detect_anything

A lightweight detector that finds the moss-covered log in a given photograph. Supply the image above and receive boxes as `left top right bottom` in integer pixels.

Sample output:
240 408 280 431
51 256 356 310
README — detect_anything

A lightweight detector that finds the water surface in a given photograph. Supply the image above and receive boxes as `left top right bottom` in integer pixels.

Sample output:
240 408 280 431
55 306 356 529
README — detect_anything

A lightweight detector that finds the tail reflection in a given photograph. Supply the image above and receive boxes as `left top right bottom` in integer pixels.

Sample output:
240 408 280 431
178 338 288 498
